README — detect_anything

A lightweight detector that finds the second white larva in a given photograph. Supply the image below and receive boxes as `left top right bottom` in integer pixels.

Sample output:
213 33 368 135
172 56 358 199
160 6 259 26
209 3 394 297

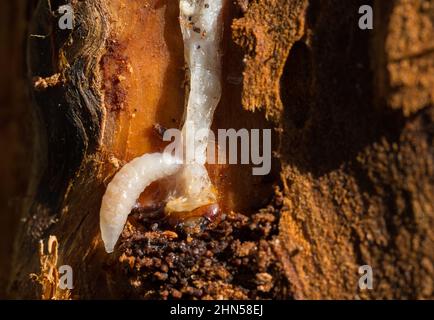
166 0 223 212
100 0 224 253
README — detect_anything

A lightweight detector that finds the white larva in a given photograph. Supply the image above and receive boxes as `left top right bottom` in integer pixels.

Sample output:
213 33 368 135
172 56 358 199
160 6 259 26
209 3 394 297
100 0 224 253
166 0 223 213
100 153 180 253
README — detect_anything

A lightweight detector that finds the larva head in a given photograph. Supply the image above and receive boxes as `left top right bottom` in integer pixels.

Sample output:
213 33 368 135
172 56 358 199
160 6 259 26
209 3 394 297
165 203 221 235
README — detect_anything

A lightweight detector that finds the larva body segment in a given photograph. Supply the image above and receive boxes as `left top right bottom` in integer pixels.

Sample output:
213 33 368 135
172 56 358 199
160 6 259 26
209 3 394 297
100 153 180 253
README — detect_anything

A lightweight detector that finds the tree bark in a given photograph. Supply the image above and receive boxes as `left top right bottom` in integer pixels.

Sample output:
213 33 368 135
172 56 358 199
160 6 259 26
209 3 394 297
1 0 433 299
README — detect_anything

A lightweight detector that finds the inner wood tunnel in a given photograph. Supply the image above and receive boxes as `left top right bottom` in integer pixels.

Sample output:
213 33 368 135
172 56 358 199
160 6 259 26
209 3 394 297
101 0 278 214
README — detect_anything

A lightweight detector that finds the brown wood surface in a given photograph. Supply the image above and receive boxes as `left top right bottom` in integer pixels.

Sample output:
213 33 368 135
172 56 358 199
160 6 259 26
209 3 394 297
0 0 433 299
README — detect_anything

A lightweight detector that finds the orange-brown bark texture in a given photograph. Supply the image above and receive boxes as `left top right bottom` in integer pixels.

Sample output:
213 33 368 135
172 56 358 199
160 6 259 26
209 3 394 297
0 0 433 299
